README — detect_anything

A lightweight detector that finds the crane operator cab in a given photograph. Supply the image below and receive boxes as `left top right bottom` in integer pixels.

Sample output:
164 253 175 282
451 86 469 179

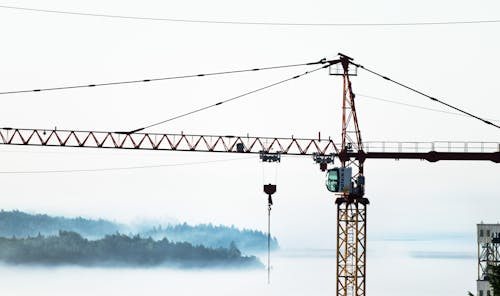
326 167 352 193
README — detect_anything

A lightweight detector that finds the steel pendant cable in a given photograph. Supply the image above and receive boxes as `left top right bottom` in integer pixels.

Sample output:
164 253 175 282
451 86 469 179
353 62 500 129
126 63 331 133
0 58 329 95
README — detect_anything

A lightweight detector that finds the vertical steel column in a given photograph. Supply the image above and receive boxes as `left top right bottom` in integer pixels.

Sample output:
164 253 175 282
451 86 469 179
336 54 368 296
336 197 368 296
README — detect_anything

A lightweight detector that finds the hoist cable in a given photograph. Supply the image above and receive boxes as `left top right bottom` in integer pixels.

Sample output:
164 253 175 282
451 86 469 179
127 64 330 133
354 63 500 129
0 58 329 95
268 200 272 285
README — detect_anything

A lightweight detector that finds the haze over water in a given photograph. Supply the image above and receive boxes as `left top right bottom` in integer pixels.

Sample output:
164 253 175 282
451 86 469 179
0 239 476 296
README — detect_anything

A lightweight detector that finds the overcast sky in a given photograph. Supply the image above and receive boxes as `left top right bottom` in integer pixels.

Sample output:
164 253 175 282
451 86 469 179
0 0 499 249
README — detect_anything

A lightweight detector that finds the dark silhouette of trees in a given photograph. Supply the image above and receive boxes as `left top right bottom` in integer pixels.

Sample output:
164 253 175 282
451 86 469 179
0 231 262 268
468 265 500 296
0 210 279 254
0 210 120 238
490 265 500 296
141 223 279 253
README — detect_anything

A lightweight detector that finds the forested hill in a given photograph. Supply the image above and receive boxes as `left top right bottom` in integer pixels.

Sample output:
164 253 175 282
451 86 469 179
141 223 279 253
0 210 120 238
0 231 262 268
0 210 278 252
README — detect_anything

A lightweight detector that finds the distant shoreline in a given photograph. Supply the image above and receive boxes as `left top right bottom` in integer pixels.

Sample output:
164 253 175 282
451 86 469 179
0 231 263 269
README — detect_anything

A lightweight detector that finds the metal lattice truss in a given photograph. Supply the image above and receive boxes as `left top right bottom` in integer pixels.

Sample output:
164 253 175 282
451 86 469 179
479 242 500 280
0 128 339 155
341 72 363 154
337 201 367 296
1 128 498 163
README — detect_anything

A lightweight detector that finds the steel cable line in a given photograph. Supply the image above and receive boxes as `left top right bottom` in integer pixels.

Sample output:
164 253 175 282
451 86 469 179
353 63 500 129
0 156 255 174
357 93 500 122
126 64 331 133
1 5 500 27
0 59 328 95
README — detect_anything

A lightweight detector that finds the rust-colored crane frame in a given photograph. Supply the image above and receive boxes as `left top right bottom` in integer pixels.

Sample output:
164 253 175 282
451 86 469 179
1 128 497 161
335 54 369 296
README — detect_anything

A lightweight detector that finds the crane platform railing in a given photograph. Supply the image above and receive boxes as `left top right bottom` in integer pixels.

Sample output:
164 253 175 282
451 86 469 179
362 141 500 153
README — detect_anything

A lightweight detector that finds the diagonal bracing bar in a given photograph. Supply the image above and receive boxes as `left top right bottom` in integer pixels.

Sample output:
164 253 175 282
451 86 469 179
0 128 339 155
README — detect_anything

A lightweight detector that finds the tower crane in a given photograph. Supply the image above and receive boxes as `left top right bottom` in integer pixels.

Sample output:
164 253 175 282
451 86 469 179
0 54 499 296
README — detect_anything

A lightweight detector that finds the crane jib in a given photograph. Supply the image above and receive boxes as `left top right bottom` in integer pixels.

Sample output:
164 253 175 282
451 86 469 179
0 128 498 162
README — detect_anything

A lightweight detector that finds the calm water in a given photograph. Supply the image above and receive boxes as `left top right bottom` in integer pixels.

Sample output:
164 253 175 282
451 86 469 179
0 240 477 296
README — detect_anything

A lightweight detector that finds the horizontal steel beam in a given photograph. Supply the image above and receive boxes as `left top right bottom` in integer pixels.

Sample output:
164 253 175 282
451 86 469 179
348 151 500 163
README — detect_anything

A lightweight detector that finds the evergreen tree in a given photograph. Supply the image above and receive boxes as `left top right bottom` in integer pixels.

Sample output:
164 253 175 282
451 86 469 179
490 265 500 296
468 265 500 296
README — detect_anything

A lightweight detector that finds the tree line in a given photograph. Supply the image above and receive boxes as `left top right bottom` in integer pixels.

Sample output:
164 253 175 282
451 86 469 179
0 210 120 238
0 210 279 253
0 231 262 268
141 223 279 253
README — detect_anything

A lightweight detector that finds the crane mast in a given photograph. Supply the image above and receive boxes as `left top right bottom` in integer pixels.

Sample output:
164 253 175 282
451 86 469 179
335 54 368 296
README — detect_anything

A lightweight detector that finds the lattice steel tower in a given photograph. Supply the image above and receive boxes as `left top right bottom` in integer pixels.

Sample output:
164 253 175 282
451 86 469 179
333 54 369 296
477 223 500 296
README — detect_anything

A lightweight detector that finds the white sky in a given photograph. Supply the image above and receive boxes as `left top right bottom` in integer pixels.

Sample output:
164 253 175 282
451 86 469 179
0 0 499 249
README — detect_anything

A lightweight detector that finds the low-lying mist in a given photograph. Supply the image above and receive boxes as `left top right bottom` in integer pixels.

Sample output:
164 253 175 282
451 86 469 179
0 210 275 268
0 231 263 268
